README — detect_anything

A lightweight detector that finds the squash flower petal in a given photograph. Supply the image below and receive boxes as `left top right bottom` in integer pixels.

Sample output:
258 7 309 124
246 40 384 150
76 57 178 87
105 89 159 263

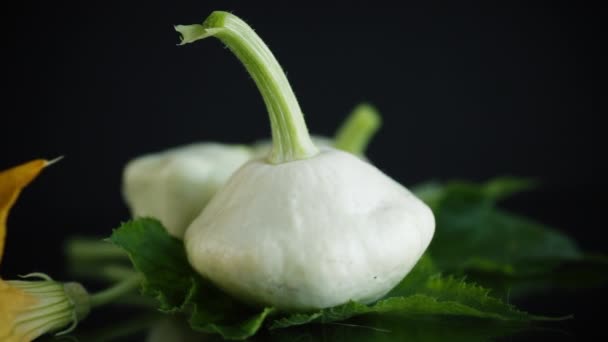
0 159 49 264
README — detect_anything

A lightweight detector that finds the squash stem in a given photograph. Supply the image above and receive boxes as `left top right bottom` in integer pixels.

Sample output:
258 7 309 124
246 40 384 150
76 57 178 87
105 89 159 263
334 103 382 155
176 11 318 164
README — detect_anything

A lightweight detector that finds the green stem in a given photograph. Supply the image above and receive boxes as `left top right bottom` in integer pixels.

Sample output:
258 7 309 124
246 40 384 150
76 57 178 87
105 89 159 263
334 103 382 155
65 238 127 261
89 273 142 309
69 263 137 283
176 11 318 164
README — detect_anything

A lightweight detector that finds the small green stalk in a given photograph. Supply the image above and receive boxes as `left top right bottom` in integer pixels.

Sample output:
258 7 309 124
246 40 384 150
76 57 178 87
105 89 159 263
89 273 142 308
65 238 127 261
176 11 318 164
334 103 382 155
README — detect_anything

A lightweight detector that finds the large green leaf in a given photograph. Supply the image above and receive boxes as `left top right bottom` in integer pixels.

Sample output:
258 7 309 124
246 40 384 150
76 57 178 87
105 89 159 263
109 218 273 340
65 314 536 342
469 254 608 298
414 178 608 299
109 218 557 340
109 218 196 311
266 316 532 342
414 178 583 276
270 256 546 330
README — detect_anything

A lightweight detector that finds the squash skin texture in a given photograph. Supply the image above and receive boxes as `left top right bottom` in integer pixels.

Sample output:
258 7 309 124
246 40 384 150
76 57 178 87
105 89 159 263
185 148 435 311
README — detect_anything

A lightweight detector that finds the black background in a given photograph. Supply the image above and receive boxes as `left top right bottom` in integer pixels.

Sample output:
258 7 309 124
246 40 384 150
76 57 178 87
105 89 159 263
1 1 605 340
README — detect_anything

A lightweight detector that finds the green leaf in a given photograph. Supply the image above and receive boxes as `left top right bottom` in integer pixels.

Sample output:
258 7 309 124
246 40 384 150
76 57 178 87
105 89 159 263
189 306 275 340
270 295 528 329
109 218 273 340
413 177 608 298
109 218 195 311
270 256 548 330
469 254 608 298
434 209 581 275
266 316 532 342
108 218 560 340
414 177 537 210
413 178 583 276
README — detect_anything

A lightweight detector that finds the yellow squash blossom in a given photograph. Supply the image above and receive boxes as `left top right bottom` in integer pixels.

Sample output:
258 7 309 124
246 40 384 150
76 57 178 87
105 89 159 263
0 159 89 342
